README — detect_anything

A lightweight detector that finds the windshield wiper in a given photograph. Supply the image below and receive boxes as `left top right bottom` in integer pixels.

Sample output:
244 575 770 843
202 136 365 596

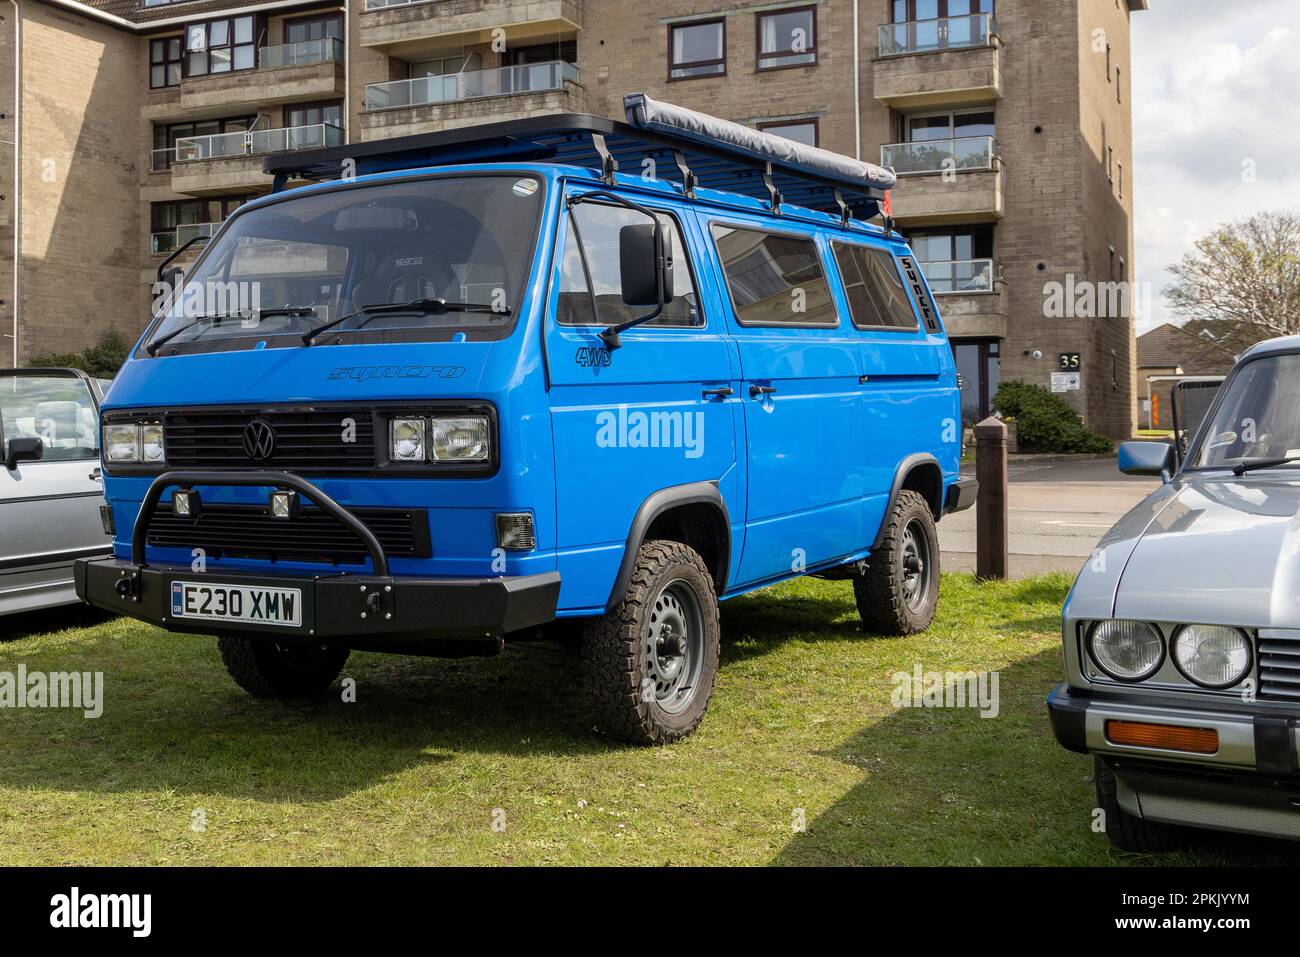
1231 456 1300 476
146 312 243 356
146 306 317 356
301 298 511 346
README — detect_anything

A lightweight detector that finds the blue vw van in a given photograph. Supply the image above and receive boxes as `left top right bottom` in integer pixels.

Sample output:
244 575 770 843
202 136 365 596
77 95 974 744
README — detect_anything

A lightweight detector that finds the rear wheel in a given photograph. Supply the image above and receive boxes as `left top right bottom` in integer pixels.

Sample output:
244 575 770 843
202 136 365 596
218 636 350 699
580 540 720 746
854 490 940 635
1095 757 1186 852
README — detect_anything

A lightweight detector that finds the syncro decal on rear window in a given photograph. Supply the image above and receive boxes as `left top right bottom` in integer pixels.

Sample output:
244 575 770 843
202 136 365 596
896 256 941 334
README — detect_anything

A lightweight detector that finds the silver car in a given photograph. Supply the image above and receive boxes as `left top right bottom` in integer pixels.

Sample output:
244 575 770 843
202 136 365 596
0 369 112 616
1049 335 1300 849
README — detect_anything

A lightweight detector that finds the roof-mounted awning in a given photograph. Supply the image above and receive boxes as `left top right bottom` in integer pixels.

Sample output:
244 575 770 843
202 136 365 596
264 99 893 223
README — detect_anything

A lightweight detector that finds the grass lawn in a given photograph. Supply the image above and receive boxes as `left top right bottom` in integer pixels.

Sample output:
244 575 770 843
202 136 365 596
1 572 1297 866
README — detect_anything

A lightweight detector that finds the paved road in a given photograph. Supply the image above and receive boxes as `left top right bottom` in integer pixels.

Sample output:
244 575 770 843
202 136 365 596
939 457 1160 579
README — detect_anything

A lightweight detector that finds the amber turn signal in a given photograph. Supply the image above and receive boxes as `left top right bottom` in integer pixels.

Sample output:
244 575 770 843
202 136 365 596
1105 719 1218 754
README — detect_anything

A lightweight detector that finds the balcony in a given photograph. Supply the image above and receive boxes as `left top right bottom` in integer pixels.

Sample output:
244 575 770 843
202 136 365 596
150 222 220 256
144 40 344 118
873 14 1001 108
359 0 582 53
924 260 1007 339
881 137 1002 223
360 61 584 140
169 123 343 196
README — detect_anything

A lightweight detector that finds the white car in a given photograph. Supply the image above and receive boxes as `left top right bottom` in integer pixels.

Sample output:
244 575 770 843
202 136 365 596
0 368 112 615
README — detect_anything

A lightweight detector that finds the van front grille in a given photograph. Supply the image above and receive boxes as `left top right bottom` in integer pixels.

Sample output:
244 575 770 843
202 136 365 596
1257 636 1300 702
164 409 377 471
146 504 430 565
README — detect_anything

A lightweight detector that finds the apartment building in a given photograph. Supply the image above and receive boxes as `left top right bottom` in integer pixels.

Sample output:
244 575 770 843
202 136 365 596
0 0 1145 436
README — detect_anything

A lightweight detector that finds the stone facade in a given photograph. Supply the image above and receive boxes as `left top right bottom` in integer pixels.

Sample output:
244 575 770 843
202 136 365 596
0 0 1143 436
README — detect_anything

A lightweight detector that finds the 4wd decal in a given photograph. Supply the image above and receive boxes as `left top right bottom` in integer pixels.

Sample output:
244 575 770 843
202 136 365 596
575 346 612 368
327 365 466 382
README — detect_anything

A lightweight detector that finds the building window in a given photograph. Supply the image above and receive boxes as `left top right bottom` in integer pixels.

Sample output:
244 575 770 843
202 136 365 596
1117 162 1124 198
153 116 254 168
150 197 247 254
1107 146 1114 182
187 16 257 77
669 19 725 80
150 36 183 89
757 118 819 147
1116 67 1122 102
284 13 342 45
906 225 997 293
286 101 343 130
757 6 817 70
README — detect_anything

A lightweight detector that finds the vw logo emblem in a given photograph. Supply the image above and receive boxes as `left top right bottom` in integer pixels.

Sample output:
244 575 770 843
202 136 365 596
242 418 277 462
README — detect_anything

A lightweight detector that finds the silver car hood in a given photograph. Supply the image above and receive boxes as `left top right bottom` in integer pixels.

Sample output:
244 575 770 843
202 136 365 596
1098 475 1300 629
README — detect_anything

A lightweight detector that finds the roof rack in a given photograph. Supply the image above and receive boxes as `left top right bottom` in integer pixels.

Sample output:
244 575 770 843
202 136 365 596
264 101 894 226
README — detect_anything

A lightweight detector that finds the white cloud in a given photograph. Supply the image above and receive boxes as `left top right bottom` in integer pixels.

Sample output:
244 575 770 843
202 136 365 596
1133 1 1300 331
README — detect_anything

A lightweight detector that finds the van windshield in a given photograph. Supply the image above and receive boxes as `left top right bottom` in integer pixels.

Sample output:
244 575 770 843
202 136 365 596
143 174 544 355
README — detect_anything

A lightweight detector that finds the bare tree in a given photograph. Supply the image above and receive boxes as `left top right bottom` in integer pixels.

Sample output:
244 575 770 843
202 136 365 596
1165 210 1300 338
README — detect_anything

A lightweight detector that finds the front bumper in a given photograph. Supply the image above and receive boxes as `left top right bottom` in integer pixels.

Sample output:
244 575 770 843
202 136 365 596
1049 683 1300 838
77 468 560 644
75 556 560 642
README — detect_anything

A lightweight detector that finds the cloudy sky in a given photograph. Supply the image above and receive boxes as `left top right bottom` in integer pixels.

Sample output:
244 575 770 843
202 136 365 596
1133 0 1300 331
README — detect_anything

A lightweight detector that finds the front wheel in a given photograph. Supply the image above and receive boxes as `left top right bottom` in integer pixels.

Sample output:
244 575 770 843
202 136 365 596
580 540 720 746
1095 757 1186 852
218 636 350 699
854 489 940 635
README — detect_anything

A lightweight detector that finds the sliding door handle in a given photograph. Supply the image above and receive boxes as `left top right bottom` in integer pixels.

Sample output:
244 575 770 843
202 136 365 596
749 385 777 398
702 386 734 399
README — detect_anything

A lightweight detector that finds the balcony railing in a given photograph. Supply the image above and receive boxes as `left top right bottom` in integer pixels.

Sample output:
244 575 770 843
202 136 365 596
151 223 220 255
920 258 1003 295
364 0 428 10
150 147 177 172
879 14 995 57
259 36 344 70
174 123 344 162
880 135 998 175
366 61 579 111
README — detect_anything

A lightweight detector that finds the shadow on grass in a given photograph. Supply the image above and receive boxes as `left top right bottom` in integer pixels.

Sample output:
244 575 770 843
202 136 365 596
771 643 1300 867
0 603 115 643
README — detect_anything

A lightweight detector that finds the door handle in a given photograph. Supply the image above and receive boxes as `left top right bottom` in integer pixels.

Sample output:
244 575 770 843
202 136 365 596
89 468 103 481
749 385 777 398
702 386 734 399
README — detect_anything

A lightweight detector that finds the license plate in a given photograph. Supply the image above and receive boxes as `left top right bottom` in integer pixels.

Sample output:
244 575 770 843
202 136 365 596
171 581 304 628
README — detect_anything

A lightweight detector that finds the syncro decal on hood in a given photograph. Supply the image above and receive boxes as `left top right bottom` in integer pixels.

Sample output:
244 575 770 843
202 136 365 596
1113 478 1300 630
327 365 466 382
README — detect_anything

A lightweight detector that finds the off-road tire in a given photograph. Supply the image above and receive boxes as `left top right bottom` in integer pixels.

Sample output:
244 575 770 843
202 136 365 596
218 636 350 699
854 489 940 635
1095 757 1186 852
581 540 720 746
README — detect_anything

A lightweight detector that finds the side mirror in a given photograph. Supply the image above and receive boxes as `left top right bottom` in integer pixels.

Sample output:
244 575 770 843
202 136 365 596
619 223 674 307
5 436 44 470
1117 440 1176 482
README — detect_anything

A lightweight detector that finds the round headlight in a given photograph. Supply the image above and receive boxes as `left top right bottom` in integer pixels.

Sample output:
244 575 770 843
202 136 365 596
1172 625 1252 689
1088 620 1164 682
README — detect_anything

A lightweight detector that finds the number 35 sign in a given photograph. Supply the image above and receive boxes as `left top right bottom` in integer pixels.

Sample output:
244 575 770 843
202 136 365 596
1058 352 1081 371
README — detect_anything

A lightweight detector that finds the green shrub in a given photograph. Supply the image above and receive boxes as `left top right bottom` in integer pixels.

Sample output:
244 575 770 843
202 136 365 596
30 328 131 379
992 380 1114 454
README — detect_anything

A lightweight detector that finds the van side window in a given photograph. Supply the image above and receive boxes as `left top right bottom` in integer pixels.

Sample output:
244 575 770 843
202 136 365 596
557 203 702 327
710 224 837 327
832 242 920 331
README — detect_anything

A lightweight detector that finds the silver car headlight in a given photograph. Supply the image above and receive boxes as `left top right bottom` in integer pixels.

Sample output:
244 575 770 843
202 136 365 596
1172 625 1252 689
429 415 490 462
1088 620 1164 682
